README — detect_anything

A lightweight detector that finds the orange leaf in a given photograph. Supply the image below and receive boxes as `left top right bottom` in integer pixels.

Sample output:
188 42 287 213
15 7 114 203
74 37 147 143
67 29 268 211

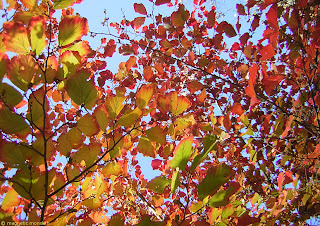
230 103 244 115
134 3 147 15
3 22 30 54
131 17 145 29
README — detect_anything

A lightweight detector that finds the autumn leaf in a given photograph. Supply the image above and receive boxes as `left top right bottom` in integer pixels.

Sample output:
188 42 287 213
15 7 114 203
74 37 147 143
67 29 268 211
28 16 47 55
66 69 98 109
198 163 234 201
58 15 88 47
77 114 100 137
134 3 147 15
54 0 83 9
170 91 191 115
105 95 126 120
155 0 171 6
171 5 189 27
137 136 156 158
136 84 155 109
169 137 193 170
3 22 30 54
147 176 171 194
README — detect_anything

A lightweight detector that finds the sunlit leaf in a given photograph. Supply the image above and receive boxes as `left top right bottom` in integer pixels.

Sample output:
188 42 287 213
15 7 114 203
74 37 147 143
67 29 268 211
108 213 125 226
117 107 142 127
134 3 147 15
66 69 98 109
1 188 20 211
136 84 155 109
93 105 109 131
0 108 30 137
169 137 193 170
0 83 23 107
102 161 122 177
54 0 83 9
145 126 166 145
147 176 171 194
105 95 126 120
77 114 100 137
171 170 180 193
3 22 30 54
28 15 47 55
170 91 191 115
198 163 234 201
137 136 156 158
58 15 88 46
191 135 217 171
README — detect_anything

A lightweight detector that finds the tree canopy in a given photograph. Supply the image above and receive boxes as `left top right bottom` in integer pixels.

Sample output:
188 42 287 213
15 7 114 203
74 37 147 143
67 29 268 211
0 0 320 225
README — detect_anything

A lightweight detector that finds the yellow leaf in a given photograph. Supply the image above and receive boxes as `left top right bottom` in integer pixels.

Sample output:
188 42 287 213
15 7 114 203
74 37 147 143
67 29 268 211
136 84 155 109
3 22 30 54
77 114 100 137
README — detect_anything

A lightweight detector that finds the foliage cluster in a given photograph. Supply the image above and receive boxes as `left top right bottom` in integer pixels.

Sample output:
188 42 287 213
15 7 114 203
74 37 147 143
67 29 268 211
0 0 320 225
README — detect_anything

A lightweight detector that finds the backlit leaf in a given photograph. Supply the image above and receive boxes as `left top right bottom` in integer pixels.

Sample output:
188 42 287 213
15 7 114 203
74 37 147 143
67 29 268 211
66 69 98 109
0 108 30 137
102 161 122 177
169 137 193 170
77 114 100 137
137 136 156 158
136 84 155 109
134 3 147 15
3 22 30 54
58 15 88 47
117 107 142 127
198 163 234 200
54 0 83 9
145 126 166 145
0 83 23 107
171 170 180 193
108 213 125 226
171 5 189 27
208 182 240 207
170 91 191 115
191 135 217 171
1 188 19 211
147 176 171 194
105 95 126 120
93 105 109 131
28 15 47 55
155 0 170 6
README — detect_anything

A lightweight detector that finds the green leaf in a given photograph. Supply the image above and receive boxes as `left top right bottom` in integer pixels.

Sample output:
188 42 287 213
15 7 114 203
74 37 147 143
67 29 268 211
0 108 30 137
169 137 193 170
147 176 171 194
66 69 98 109
102 161 122 177
171 170 180 193
198 163 233 201
0 142 29 169
191 135 218 171
0 83 23 107
117 107 142 127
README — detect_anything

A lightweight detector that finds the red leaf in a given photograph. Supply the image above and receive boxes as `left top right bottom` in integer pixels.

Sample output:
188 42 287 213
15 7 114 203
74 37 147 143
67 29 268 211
216 21 236 37
262 75 284 95
260 43 276 61
104 39 116 57
151 159 162 170
155 0 171 5
266 4 278 30
230 103 244 115
134 3 147 15
236 4 246 15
